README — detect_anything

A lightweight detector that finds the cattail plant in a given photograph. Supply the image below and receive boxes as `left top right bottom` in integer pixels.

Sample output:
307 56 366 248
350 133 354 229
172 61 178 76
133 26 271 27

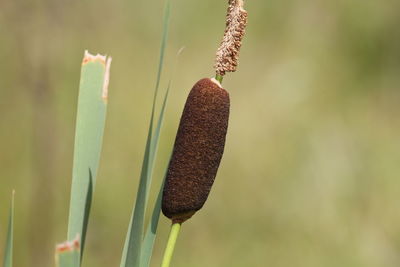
1 1 247 266
161 0 248 266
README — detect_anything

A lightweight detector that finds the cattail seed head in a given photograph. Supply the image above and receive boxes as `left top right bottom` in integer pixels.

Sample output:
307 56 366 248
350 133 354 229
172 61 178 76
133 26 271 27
162 78 230 223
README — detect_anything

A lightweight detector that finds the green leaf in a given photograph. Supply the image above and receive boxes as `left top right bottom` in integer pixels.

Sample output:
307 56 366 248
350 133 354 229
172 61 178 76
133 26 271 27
140 90 170 267
140 42 185 266
55 236 80 267
67 51 111 260
140 169 167 267
141 77 177 267
2 191 14 267
120 2 171 267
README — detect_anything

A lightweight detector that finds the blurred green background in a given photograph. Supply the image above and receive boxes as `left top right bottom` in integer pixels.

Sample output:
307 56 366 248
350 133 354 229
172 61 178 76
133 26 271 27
1 0 400 266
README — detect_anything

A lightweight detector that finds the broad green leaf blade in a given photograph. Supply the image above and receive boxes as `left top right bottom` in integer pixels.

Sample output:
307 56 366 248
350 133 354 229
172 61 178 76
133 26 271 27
67 51 111 259
55 236 80 267
120 2 170 267
3 191 14 267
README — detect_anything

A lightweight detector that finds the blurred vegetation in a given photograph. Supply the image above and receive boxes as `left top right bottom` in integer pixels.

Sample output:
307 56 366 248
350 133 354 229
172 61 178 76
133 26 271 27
1 0 400 266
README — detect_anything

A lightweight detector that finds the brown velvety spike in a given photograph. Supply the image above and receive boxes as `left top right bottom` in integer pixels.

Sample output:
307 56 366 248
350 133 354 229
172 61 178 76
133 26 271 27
162 78 230 223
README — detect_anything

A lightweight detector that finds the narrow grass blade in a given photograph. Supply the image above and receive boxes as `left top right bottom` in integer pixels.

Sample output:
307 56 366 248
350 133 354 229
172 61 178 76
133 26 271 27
2 191 14 267
140 167 167 267
121 115 153 267
122 83 170 267
67 51 112 259
141 77 178 267
141 47 183 267
147 77 170 197
55 236 80 267
120 2 170 267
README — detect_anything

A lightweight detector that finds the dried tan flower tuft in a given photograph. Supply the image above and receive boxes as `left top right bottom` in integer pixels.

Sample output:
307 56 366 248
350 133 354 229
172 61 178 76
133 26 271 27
214 0 248 76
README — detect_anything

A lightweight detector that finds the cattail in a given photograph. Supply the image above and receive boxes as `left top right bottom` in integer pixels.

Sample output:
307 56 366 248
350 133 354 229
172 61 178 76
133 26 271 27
162 0 247 225
160 1 248 266
162 78 230 223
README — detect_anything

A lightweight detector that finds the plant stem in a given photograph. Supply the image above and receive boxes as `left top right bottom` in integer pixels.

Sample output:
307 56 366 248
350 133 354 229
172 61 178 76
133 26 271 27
161 223 181 267
215 74 224 84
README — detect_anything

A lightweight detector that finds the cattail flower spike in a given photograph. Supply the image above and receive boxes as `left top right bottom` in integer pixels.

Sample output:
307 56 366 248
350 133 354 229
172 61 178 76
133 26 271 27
160 1 248 266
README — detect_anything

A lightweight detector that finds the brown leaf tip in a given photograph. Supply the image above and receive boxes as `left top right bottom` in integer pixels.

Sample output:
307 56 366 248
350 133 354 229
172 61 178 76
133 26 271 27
56 234 80 253
81 50 112 102
214 0 248 76
102 56 112 102
82 50 108 65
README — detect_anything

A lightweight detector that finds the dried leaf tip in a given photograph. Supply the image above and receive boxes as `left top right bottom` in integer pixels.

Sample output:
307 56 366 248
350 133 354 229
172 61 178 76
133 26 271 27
56 234 80 253
102 56 112 101
81 50 112 102
214 0 248 76
82 50 107 65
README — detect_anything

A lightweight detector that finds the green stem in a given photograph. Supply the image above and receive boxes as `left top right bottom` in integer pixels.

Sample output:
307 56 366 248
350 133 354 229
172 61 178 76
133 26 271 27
161 223 181 267
215 74 224 84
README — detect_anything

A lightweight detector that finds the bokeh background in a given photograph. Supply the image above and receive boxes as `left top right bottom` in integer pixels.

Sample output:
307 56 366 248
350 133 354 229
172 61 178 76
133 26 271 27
1 0 400 266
